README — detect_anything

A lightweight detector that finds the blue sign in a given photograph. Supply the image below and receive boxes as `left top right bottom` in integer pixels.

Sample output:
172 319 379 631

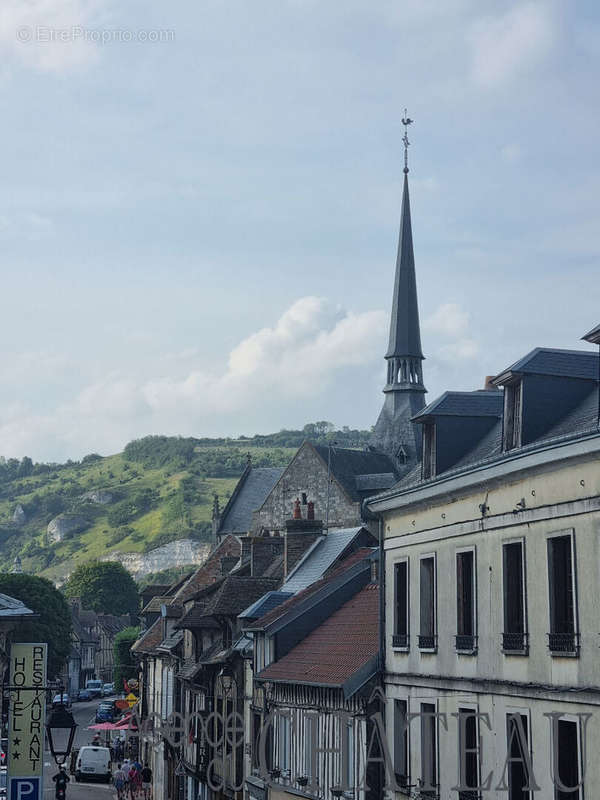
9 777 41 800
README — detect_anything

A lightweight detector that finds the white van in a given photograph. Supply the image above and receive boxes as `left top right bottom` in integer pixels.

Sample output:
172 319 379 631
75 746 111 783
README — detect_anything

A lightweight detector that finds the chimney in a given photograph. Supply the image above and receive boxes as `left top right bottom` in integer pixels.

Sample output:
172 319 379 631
483 376 496 390
293 498 302 519
220 556 239 575
307 501 315 520
283 516 324 576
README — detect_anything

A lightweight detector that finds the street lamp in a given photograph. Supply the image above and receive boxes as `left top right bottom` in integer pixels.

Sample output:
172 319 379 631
46 704 78 766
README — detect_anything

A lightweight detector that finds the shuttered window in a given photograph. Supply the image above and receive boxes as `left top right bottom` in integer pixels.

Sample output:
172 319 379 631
393 561 409 648
419 556 436 650
502 541 527 652
456 550 476 651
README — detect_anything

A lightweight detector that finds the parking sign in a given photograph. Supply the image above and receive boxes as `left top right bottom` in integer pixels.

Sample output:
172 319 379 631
9 777 41 800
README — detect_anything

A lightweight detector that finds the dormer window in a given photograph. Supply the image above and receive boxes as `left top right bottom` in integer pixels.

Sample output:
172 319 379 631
422 423 436 479
395 444 408 464
503 380 522 451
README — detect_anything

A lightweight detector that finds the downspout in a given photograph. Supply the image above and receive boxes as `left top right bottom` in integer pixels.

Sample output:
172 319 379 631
378 515 385 677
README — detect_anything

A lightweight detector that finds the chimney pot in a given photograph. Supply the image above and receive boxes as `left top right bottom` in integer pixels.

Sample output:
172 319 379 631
293 498 302 519
307 501 315 520
483 376 496 390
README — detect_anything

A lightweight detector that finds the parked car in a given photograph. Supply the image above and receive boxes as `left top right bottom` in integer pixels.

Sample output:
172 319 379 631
102 682 114 697
85 679 103 698
0 738 7 766
76 689 92 702
52 693 71 709
0 767 6 799
74 746 111 783
95 703 115 723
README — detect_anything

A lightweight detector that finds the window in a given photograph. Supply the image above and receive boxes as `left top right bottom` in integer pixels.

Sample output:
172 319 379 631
252 712 262 772
503 380 523 450
394 699 410 791
343 719 354 789
393 560 409 648
458 709 480 800
419 556 437 650
506 714 531 800
456 550 477 652
502 541 527 653
422 423 436 479
303 712 317 782
554 718 582 800
420 702 437 796
547 534 578 655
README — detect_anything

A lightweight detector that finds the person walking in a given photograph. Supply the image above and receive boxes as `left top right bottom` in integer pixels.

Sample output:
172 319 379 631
114 762 127 800
141 763 152 800
128 763 142 799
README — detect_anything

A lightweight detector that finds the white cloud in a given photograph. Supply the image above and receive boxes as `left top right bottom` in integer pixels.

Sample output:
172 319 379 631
423 303 480 363
468 3 554 88
0 297 387 460
0 0 105 72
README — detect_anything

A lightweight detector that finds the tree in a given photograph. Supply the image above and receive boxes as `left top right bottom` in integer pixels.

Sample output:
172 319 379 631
64 561 139 616
0 574 72 679
113 626 140 693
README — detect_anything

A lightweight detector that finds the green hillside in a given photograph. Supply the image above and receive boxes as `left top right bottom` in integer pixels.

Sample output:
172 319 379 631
0 424 370 583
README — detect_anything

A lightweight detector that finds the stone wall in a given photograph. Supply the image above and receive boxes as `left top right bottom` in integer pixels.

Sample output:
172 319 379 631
252 443 360 533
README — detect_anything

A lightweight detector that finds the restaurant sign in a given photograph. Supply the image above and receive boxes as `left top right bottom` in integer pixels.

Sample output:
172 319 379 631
8 643 47 800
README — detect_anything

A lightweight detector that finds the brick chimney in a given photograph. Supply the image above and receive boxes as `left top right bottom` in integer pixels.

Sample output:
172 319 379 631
283 516 324 576
483 376 496 390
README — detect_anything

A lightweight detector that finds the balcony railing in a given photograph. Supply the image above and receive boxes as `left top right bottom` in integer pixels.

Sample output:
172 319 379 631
418 635 437 651
392 633 409 649
548 632 580 655
502 632 528 654
458 791 481 800
455 634 477 653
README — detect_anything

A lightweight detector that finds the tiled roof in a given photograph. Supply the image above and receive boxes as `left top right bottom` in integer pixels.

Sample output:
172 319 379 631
197 577 280 619
175 601 220 630
413 390 503 421
218 467 284 534
495 348 599 382
239 591 293 621
312 445 397 501
131 619 163 655
173 535 242 603
249 548 375 631
257 583 379 689
282 527 367 594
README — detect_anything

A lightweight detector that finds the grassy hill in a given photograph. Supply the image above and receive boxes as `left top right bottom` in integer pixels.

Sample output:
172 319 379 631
0 424 370 583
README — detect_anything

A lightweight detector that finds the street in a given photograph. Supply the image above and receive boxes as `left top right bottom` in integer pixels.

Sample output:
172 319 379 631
43 699 116 800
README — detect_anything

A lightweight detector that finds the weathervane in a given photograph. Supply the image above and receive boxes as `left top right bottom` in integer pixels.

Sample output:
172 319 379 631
402 108 413 173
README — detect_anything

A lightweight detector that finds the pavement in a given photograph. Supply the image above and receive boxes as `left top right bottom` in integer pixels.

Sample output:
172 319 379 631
43 698 118 800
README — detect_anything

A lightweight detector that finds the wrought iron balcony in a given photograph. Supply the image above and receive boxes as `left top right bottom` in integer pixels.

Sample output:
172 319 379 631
455 634 477 653
502 632 528 653
548 632 579 655
392 633 409 649
458 791 481 800
418 635 437 651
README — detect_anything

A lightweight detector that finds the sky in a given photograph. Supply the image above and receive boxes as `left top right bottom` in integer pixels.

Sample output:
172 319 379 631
0 0 599 461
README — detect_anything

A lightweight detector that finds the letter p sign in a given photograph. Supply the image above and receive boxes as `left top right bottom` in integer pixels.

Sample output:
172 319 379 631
10 778 41 800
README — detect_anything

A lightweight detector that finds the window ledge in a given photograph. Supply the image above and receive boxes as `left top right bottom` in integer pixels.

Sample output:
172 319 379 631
502 648 529 657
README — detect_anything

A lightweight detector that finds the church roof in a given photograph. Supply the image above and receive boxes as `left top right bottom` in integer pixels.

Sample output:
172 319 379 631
217 466 283 534
312 445 397 501
385 173 423 360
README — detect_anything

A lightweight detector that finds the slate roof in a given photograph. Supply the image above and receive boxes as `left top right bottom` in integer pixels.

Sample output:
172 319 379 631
0 593 35 618
582 324 600 345
173 535 241 603
175 601 220 630
413 390 503 421
156 629 184 653
131 619 163 655
312 445 397 501
238 591 293 621
257 582 379 693
248 548 375 632
354 473 396 491
282 527 368 594
218 466 284 534
141 596 172 614
494 348 599 382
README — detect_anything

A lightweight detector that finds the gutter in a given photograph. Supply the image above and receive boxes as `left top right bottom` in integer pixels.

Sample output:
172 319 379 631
366 431 600 514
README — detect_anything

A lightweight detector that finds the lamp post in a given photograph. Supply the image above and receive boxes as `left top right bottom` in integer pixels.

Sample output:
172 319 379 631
46 704 78 766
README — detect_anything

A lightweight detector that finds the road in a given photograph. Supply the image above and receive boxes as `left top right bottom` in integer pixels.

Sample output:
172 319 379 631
43 698 116 800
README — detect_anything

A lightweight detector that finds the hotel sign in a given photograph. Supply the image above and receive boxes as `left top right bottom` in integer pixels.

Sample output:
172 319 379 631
8 643 47 800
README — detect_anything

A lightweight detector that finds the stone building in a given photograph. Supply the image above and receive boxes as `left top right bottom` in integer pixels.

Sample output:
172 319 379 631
367 339 600 799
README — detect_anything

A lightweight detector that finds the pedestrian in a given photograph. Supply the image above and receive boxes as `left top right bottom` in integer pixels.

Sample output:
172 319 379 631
129 763 142 799
53 766 70 799
114 762 127 800
141 762 152 800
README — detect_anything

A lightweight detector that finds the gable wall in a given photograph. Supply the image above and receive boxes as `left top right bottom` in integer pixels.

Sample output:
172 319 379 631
252 445 361 533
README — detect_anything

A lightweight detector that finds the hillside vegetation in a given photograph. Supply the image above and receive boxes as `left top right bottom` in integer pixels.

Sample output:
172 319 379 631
0 423 370 583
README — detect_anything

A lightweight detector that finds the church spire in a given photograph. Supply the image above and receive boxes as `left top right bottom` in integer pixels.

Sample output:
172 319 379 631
384 111 425 390
369 111 426 472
